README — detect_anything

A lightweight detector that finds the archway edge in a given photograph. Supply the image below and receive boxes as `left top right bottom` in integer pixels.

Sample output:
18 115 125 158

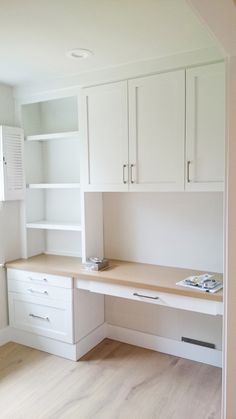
188 0 236 57
188 1 236 419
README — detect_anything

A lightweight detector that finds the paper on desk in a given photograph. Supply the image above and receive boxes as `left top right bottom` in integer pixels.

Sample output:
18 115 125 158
176 275 223 294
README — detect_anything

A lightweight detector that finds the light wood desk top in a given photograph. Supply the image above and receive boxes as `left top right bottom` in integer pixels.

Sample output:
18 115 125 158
6 254 223 302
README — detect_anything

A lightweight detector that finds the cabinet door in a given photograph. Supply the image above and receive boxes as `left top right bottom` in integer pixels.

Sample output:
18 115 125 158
128 70 185 191
186 63 225 191
81 81 129 191
0 126 24 200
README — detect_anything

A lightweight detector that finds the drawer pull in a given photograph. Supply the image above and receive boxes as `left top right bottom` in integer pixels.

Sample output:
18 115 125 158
27 288 48 295
187 160 192 183
28 277 48 282
123 164 128 184
130 164 135 184
133 292 159 300
29 313 49 321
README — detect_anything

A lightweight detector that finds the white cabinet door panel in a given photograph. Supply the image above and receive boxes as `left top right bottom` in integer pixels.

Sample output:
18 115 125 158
82 81 129 191
186 63 225 191
0 126 25 201
129 70 185 191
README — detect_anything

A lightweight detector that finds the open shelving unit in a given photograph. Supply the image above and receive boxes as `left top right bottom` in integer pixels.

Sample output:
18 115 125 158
21 96 83 258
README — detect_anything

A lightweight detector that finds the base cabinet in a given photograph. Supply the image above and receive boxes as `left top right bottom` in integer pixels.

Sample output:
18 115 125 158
7 268 105 358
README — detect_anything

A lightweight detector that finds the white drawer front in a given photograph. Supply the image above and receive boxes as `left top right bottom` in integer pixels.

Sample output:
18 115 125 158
7 268 73 288
8 279 72 303
8 293 74 343
76 279 223 316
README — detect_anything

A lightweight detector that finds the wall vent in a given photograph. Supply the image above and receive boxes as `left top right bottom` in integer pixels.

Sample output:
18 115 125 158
181 336 215 349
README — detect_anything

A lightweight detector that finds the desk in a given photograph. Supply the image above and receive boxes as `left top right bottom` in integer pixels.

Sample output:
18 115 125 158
5 254 223 366
6 253 223 302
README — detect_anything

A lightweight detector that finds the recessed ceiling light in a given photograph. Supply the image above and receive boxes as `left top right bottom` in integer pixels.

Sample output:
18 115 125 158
66 48 93 59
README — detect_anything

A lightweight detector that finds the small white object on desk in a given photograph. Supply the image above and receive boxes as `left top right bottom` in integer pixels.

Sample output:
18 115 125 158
83 257 109 271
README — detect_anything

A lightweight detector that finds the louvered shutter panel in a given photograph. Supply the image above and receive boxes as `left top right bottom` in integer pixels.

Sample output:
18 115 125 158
0 126 25 201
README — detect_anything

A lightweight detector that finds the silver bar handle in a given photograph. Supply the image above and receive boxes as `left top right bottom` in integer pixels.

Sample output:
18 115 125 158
29 313 49 321
133 292 159 300
130 164 135 184
187 161 191 183
123 164 128 184
28 276 48 282
27 288 48 295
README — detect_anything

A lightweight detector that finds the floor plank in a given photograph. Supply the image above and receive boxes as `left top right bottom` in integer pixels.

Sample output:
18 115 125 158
0 339 222 419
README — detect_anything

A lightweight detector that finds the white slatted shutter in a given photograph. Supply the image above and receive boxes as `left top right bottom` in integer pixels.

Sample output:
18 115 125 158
0 126 25 201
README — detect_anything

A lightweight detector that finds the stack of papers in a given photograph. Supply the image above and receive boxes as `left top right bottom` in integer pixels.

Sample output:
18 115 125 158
176 274 223 293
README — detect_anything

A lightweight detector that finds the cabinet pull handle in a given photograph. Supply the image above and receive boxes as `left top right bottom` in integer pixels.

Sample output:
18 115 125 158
123 164 128 184
27 288 48 295
130 164 135 184
29 313 50 321
28 277 48 282
187 161 191 183
133 292 159 300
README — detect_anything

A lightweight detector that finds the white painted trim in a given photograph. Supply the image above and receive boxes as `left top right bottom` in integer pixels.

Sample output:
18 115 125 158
107 324 222 367
8 323 107 361
0 327 11 346
0 324 221 366
9 327 78 360
76 322 107 359
14 48 223 103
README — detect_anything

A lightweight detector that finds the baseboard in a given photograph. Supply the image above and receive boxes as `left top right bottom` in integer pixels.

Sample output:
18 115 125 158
8 323 107 361
3 324 222 367
76 323 107 359
9 327 78 360
0 326 11 346
107 324 222 368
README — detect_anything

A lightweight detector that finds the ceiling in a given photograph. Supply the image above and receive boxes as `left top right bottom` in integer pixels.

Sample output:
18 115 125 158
0 0 218 87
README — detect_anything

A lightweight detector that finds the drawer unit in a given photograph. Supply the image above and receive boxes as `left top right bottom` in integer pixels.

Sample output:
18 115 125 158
8 279 72 303
76 278 223 316
7 268 74 344
7 268 73 288
8 292 73 343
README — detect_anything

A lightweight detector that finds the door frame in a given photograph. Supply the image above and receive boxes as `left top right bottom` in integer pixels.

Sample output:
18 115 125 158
188 1 236 418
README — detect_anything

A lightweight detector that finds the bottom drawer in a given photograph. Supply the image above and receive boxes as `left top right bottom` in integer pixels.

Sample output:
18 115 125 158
8 293 73 343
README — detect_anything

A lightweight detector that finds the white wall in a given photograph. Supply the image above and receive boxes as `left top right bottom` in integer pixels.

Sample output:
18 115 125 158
0 84 21 329
103 192 223 350
103 192 224 272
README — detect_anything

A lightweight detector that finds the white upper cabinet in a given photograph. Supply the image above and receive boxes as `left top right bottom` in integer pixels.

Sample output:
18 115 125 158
82 81 129 191
128 70 185 191
186 63 225 191
81 63 225 193
0 126 24 201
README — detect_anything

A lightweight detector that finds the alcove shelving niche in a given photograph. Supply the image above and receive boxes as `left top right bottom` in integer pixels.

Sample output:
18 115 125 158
22 96 82 258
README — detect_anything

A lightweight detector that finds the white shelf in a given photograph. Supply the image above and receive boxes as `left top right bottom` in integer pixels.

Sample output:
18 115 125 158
27 183 81 189
25 131 79 142
26 220 82 232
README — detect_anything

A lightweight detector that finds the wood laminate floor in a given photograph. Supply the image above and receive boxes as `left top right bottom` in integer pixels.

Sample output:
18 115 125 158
0 339 221 419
